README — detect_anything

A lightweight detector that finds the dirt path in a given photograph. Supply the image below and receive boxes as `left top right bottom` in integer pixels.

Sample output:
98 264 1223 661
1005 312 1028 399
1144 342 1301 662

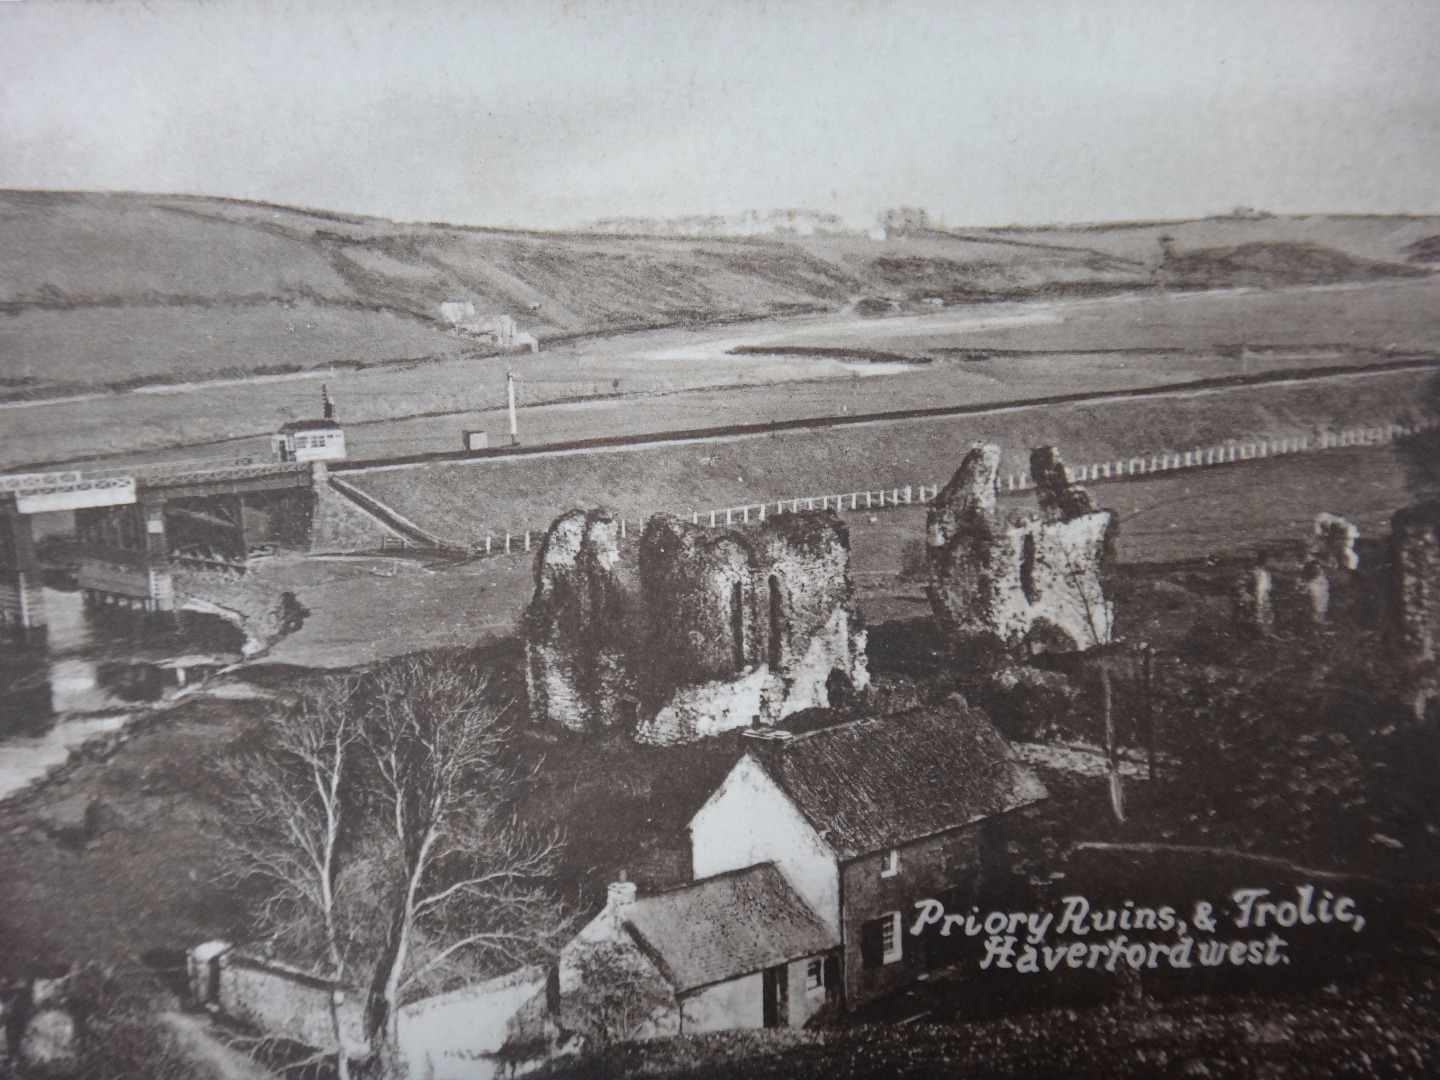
160 1011 278 1080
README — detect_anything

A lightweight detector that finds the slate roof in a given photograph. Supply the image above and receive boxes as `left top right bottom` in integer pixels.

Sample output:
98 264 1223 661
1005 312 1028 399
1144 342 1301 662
278 418 343 433
753 698 1048 860
622 863 838 993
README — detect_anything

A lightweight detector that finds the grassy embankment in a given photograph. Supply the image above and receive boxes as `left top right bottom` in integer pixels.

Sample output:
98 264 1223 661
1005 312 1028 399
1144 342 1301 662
340 365 1440 546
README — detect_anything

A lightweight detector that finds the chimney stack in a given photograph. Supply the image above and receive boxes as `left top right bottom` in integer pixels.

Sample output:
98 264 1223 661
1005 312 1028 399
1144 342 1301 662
607 870 637 925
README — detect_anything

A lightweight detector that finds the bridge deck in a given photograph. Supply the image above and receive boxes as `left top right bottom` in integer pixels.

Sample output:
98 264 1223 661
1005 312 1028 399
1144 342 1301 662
1 457 311 513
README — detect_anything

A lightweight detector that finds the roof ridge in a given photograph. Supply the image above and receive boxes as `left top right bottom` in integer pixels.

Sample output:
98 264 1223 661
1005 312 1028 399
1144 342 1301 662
748 699 1046 859
641 860 781 897
778 698 971 745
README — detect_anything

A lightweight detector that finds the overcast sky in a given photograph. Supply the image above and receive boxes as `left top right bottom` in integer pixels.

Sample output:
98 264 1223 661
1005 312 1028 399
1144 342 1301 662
2 0 1439 230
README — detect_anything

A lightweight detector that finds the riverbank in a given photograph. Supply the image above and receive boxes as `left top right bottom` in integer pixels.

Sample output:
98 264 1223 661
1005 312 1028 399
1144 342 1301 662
0 690 268 974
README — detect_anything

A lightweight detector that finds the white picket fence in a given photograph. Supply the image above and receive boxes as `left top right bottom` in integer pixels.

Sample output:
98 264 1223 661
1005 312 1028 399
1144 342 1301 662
456 418 1437 559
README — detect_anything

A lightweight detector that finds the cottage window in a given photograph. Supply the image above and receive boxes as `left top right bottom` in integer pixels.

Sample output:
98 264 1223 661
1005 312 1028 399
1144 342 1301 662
863 911 904 968
880 849 900 878
881 911 902 964
805 958 825 993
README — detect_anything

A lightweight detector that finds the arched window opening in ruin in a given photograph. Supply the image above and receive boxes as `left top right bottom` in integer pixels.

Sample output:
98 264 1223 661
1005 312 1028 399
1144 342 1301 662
827 668 854 710
1020 531 1040 604
731 580 746 671
768 575 784 670
618 695 640 729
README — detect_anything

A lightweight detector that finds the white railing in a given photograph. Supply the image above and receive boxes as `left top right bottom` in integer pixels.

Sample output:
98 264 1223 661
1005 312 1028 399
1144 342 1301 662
681 419 1437 532
13 475 139 514
83 455 260 480
2 456 285 492
431 416 1435 558
0 470 83 492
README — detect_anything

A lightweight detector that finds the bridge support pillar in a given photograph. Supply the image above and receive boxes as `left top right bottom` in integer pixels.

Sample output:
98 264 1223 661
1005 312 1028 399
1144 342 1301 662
0 500 47 642
141 498 175 613
74 499 175 614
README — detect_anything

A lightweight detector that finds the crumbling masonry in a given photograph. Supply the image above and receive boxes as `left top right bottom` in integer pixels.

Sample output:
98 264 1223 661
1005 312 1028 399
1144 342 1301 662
522 508 870 743
927 444 1114 654
633 512 869 745
1389 502 1440 718
524 509 629 733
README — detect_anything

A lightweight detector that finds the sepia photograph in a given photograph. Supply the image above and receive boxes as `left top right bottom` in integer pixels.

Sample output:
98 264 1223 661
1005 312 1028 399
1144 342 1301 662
2 1 1439 1076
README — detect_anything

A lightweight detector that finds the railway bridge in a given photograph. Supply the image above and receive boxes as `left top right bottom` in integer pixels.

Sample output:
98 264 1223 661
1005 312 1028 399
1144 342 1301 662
1 457 320 640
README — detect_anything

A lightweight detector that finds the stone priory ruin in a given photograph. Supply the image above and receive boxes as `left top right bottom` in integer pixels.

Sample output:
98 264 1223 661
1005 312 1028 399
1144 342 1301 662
524 508 869 743
927 444 1114 655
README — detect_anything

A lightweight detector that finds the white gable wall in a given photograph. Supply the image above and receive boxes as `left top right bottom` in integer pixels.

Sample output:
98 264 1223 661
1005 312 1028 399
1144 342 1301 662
679 971 764 1033
689 755 840 932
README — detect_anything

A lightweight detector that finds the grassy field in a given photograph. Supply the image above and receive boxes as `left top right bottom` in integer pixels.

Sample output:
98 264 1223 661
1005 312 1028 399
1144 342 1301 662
732 277 1440 357
5 192 1433 400
4 277 1437 473
251 552 538 669
2 190 1437 474
230 442 1440 675
991 211 1440 267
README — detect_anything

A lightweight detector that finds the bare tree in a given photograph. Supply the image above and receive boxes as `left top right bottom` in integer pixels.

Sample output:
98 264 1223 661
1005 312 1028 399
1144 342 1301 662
359 655 567 1075
1099 660 1125 825
222 653 568 1080
221 674 360 1078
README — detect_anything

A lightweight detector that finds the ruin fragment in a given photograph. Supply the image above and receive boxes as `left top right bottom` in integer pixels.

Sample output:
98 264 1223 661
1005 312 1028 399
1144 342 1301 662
1310 513 1360 574
927 444 1114 655
1233 555 1276 636
1297 513 1358 630
1388 501 1440 718
1300 560 1330 629
523 507 869 744
524 508 629 733
633 512 869 745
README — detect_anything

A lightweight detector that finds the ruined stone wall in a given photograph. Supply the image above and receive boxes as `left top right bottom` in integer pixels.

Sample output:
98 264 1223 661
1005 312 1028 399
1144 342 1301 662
928 444 1113 655
639 516 757 702
523 508 867 743
525 509 628 733
752 513 869 720
634 513 868 745
1390 504 1440 669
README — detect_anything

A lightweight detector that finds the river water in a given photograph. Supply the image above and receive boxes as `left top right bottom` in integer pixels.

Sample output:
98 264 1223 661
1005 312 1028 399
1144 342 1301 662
0 586 245 799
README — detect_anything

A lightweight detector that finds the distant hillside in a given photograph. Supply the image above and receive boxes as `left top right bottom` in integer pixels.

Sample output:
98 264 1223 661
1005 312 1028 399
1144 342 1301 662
1159 241 1428 289
1405 235 1440 263
980 212 1440 267
0 191 1432 399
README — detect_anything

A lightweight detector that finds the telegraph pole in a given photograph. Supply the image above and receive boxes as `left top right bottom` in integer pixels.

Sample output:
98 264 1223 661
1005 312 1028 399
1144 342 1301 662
506 370 519 445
